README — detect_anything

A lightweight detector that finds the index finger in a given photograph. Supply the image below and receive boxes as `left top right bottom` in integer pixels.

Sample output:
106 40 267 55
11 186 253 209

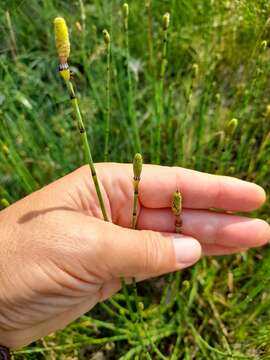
139 165 266 211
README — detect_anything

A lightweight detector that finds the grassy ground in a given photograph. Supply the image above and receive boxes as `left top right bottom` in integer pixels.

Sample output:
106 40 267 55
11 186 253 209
1 0 270 358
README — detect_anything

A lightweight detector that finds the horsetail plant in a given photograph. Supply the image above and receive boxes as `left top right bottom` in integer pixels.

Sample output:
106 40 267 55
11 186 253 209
130 154 151 357
155 12 170 164
132 153 143 229
216 118 239 175
171 190 182 233
103 29 111 162
225 118 238 141
54 17 109 221
122 3 141 153
145 0 154 76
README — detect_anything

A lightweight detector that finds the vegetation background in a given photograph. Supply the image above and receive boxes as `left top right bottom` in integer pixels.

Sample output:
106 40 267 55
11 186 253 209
0 0 270 358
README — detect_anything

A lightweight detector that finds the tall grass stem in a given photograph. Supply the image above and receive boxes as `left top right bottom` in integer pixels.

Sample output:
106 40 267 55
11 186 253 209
123 3 141 153
65 80 109 221
103 30 111 162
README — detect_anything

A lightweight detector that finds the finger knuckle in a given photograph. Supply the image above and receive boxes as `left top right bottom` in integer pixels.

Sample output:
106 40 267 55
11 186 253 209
141 231 166 274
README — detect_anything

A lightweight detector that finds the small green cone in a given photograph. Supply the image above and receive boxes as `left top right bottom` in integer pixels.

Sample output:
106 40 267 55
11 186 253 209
163 12 170 31
0 198 10 208
225 118 238 138
123 3 129 18
133 153 143 181
103 29 110 46
172 190 182 217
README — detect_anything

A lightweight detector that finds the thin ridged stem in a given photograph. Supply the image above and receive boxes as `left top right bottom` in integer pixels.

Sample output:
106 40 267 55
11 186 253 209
132 181 139 229
145 0 154 75
123 5 141 153
145 0 156 163
104 34 111 161
5 11 17 61
132 153 142 229
120 278 136 322
155 16 169 164
172 190 182 233
131 279 152 358
65 80 109 221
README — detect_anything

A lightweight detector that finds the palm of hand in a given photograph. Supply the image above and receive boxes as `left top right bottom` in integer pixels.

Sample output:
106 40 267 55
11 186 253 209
0 164 268 348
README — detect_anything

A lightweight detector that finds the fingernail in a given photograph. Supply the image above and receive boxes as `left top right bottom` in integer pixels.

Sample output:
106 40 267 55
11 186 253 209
173 236 201 264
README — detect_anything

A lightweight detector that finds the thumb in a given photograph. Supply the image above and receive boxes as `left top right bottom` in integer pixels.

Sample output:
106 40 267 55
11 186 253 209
93 219 202 280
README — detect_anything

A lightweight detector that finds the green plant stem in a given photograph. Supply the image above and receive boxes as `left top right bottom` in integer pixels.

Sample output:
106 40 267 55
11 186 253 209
170 333 181 360
189 323 232 357
121 278 136 322
65 80 109 221
124 10 141 153
104 41 111 161
155 26 168 164
145 0 154 76
132 279 152 359
1 141 38 194
132 180 139 228
5 10 17 61
120 326 176 360
15 335 129 355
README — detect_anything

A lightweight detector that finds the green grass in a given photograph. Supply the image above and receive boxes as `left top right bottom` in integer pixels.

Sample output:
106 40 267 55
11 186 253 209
1 0 270 358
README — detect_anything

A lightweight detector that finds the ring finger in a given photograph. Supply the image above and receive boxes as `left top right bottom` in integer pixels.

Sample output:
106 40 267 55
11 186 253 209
138 208 270 249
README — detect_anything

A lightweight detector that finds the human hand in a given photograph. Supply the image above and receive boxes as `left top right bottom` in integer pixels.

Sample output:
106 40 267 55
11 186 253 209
0 164 269 348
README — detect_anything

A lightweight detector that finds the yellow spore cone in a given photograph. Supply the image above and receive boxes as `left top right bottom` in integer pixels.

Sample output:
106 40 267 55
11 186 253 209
133 153 143 182
54 17 70 62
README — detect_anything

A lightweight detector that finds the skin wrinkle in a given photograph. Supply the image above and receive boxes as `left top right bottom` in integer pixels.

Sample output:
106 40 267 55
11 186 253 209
0 258 99 331
0 295 94 335
213 175 222 210
112 177 134 227
98 279 122 302
77 254 105 285
95 163 132 226
140 231 174 275
0 310 26 331
0 295 100 349
49 257 102 291
8 250 88 304
77 180 99 216
3 307 42 329
16 263 64 301
65 187 84 211
141 231 160 274
0 297 58 330
0 265 39 307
